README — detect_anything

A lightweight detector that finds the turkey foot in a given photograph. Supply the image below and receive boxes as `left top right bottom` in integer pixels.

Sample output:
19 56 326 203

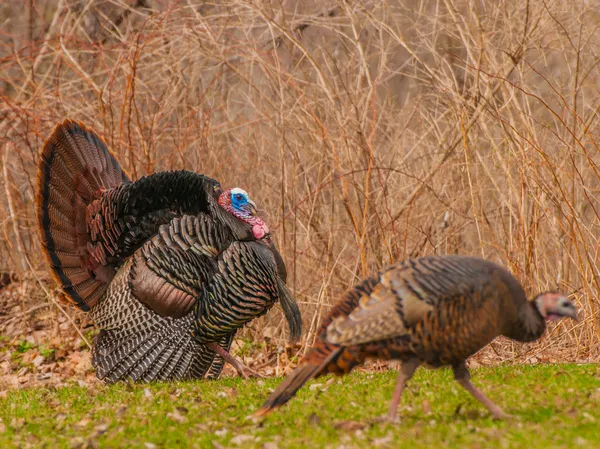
386 358 420 422
206 342 264 379
453 363 512 420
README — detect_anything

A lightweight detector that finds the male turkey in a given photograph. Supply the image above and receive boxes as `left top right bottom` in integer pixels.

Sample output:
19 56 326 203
36 120 301 383
255 255 578 420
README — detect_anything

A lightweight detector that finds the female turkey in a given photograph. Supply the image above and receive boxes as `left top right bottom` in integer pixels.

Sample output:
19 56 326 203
255 255 578 420
36 120 301 383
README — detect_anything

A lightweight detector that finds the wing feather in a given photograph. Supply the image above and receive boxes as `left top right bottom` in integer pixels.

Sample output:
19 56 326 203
129 214 228 318
325 256 504 346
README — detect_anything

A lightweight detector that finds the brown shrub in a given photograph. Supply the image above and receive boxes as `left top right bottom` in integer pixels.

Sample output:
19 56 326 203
1 0 598 365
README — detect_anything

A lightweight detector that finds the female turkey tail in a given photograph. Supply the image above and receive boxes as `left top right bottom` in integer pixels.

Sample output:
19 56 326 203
254 344 343 417
256 275 382 416
36 120 129 311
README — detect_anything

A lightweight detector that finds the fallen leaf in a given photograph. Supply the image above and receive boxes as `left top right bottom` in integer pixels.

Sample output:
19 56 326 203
176 406 189 415
333 420 366 431
262 327 276 339
32 355 45 368
230 434 253 445
217 387 237 398
10 418 25 430
582 412 596 422
372 432 393 447
167 410 188 424
214 428 228 437
307 413 321 426
75 418 91 428
226 387 238 398
70 437 85 449
93 423 109 436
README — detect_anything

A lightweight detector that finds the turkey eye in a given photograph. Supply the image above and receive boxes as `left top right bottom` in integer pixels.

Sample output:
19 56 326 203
235 194 243 201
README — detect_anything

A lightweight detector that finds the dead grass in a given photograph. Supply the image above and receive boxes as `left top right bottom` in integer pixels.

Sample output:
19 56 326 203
1 0 599 373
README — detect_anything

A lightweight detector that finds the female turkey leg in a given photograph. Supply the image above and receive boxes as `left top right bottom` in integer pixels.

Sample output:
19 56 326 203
453 363 512 419
387 358 420 421
206 342 264 379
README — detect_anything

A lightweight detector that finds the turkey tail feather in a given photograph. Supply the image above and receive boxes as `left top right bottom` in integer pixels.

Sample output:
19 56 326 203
36 120 128 311
254 346 342 417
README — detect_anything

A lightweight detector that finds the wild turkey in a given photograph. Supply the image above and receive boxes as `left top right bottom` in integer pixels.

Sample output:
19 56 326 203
255 255 578 420
36 120 301 383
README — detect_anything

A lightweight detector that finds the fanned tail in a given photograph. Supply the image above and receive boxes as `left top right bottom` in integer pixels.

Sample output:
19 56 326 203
254 346 343 417
36 119 129 311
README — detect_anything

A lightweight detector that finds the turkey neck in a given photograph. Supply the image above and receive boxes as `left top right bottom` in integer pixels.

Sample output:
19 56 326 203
209 204 256 242
510 299 546 342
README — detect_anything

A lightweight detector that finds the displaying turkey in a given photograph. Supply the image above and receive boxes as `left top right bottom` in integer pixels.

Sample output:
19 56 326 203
255 255 578 420
36 120 302 383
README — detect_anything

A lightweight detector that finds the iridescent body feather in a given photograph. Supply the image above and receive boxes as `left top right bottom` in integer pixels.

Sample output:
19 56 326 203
36 120 301 383
256 255 577 420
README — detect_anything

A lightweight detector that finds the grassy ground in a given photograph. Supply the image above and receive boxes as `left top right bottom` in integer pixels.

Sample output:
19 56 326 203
1 364 599 449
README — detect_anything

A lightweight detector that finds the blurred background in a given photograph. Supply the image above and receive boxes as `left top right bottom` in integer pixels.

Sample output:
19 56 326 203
1 0 599 385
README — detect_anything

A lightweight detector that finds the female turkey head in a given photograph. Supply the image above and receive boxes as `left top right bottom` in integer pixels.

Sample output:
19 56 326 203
534 292 578 321
218 188 270 239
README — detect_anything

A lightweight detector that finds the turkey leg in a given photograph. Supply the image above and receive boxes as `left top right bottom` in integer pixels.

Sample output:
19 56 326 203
387 358 420 421
206 342 264 379
453 363 512 419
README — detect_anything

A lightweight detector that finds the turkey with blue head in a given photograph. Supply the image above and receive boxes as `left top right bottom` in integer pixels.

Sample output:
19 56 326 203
36 119 301 382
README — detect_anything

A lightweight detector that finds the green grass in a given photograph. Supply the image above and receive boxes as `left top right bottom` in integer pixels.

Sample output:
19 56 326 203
1 364 599 448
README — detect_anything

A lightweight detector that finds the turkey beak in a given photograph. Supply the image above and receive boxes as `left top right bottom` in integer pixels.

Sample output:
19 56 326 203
245 200 258 216
564 306 579 321
560 298 579 321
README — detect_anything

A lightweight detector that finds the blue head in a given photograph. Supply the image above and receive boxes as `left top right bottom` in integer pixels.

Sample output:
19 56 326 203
218 187 269 239
229 188 257 215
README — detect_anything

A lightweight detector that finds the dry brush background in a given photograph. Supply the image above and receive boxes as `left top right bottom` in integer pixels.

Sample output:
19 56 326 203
1 0 599 386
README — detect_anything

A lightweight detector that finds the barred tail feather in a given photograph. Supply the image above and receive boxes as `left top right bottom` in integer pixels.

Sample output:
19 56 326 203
140 330 190 382
36 120 129 311
93 331 161 383
93 325 217 383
